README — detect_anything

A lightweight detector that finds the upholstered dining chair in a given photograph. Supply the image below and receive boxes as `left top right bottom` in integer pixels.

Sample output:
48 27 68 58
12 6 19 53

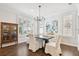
45 34 62 56
28 34 42 52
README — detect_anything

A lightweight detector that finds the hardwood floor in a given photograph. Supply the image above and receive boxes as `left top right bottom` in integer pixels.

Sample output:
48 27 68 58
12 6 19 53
60 44 79 56
0 42 79 56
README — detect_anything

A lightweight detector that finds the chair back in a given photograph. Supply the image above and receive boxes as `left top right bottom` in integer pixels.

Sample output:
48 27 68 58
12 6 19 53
48 34 61 48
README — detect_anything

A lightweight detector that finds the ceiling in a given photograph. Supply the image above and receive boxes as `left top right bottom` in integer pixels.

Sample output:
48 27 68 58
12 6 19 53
0 3 78 17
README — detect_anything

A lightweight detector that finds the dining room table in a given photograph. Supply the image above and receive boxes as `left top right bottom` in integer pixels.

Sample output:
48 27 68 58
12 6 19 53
35 35 54 49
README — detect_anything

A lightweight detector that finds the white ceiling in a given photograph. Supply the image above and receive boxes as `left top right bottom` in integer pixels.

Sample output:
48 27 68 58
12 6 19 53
0 3 78 17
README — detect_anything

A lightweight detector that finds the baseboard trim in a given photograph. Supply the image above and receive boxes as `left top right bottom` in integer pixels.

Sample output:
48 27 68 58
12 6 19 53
2 42 17 48
61 42 77 47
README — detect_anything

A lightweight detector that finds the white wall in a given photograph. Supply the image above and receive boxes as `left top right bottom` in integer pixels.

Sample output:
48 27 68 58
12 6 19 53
0 7 17 23
62 11 77 46
0 5 32 44
58 7 78 47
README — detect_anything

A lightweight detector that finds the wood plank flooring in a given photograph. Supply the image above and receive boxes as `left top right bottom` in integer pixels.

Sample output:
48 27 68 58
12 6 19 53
0 42 79 56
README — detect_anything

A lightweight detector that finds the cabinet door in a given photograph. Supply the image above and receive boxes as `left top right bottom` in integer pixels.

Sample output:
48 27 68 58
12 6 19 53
2 23 10 43
10 24 18 42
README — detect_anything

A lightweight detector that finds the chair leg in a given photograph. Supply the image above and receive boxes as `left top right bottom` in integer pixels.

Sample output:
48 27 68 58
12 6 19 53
59 53 62 56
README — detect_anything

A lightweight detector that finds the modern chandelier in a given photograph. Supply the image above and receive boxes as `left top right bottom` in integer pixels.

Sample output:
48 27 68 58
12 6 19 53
34 5 45 21
34 5 45 36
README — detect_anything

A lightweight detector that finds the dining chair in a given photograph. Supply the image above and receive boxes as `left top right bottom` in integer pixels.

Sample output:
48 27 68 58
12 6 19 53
28 34 42 52
45 34 62 56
